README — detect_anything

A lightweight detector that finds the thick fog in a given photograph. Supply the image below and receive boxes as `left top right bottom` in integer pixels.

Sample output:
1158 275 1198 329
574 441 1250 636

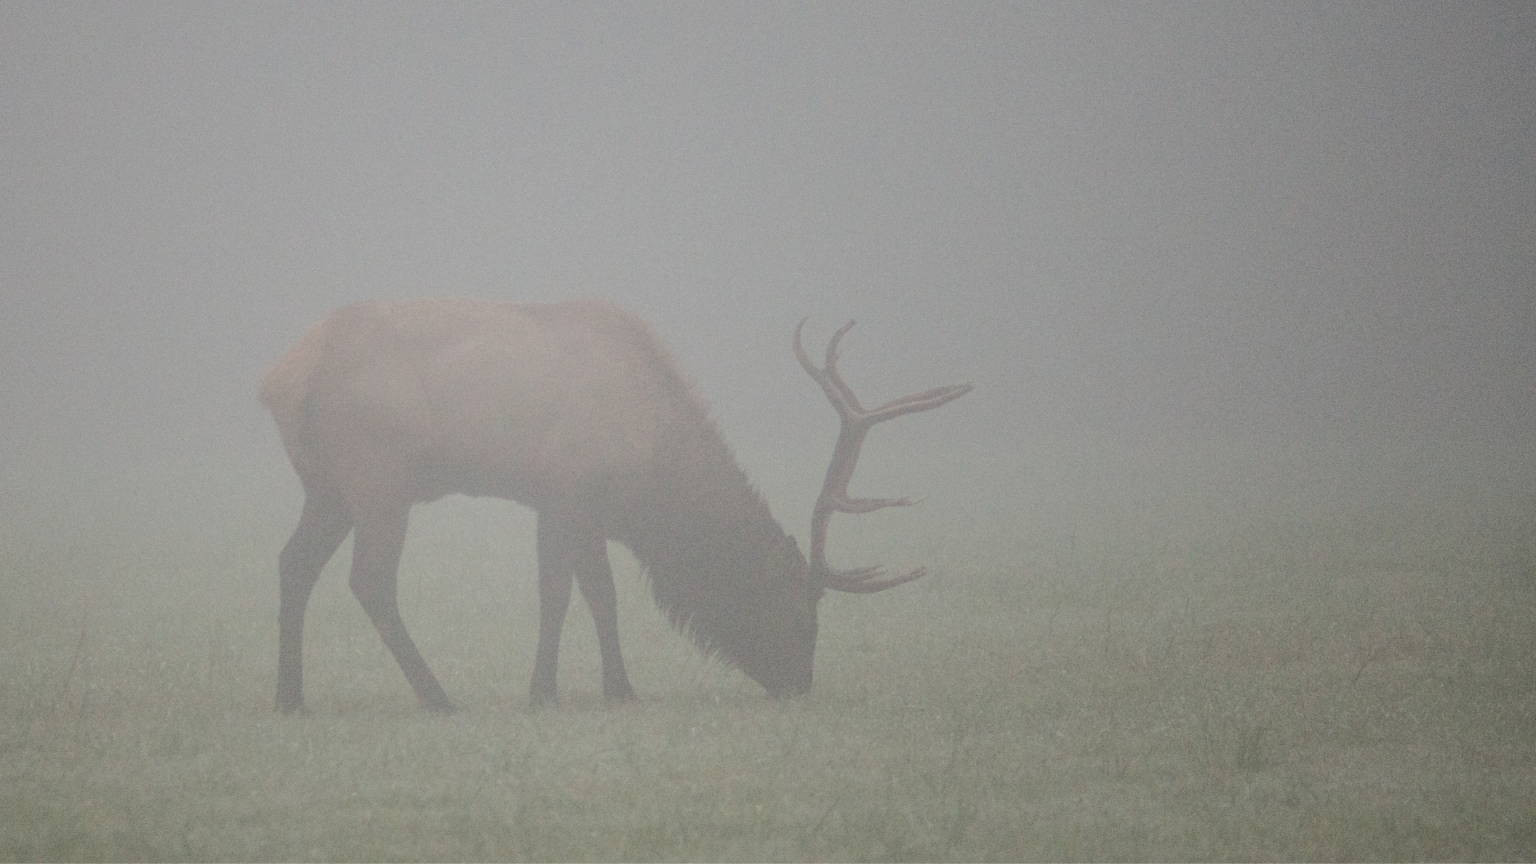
2 2 1532 560
8 7 1536 856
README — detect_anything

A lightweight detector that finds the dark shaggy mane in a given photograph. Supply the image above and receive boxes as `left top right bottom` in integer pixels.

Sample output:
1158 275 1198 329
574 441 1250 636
591 311 800 668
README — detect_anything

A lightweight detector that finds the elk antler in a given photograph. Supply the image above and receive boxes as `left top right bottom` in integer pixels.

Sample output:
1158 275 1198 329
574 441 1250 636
794 319 972 593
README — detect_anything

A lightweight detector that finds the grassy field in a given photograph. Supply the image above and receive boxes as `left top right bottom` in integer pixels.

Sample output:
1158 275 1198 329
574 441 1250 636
2 451 1535 861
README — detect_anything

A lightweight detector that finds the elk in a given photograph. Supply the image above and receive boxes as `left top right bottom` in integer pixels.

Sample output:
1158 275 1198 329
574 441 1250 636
260 298 969 713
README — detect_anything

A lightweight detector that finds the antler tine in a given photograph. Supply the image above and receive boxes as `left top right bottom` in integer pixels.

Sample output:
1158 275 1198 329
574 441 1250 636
864 382 973 423
794 318 862 417
821 320 862 410
796 319 973 430
822 565 928 594
796 318 970 593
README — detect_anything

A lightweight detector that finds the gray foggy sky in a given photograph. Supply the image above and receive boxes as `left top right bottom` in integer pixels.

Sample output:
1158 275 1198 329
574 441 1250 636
1 2 1532 527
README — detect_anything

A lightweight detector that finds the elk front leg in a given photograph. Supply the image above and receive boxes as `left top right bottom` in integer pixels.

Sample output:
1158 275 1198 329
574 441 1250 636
531 512 575 707
349 503 456 714
533 511 636 705
572 535 637 703
276 490 352 714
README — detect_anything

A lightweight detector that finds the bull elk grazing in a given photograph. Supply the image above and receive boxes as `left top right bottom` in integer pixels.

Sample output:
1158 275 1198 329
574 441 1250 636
261 299 969 713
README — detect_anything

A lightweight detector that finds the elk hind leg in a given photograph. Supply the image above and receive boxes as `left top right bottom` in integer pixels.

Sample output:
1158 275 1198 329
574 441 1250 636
349 503 456 714
276 490 352 714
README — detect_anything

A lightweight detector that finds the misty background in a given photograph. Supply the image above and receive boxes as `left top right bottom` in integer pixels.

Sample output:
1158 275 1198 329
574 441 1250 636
2 2 1532 574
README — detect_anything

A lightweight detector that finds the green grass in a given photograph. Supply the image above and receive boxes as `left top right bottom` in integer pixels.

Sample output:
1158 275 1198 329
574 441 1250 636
3 483 1535 861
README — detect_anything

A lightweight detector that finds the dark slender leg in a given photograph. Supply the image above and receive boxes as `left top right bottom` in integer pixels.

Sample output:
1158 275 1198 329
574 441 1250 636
276 492 352 714
348 503 456 714
573 538 637 703
530 512 575 707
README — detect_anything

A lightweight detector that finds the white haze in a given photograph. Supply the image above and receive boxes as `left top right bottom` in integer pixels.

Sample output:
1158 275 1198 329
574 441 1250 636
1 2 1532 575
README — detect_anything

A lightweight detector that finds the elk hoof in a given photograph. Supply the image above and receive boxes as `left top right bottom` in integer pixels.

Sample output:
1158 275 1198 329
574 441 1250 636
605 684 639 704
421 695 458 715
